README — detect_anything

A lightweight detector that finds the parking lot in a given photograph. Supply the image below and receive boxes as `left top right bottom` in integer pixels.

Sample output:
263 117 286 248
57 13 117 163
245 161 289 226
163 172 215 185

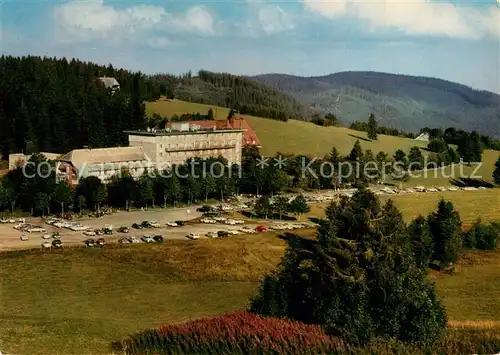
0 205 276 250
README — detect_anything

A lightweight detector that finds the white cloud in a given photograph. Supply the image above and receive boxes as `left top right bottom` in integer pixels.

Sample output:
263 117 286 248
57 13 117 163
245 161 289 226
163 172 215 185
258 5 294 35
147 37 171 49
174 6 216 35
303 0 500 39
52 1 217 44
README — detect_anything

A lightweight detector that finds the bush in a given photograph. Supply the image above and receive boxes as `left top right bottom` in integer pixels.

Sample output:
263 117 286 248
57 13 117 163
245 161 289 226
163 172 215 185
112 312 344 355
463 219 500 250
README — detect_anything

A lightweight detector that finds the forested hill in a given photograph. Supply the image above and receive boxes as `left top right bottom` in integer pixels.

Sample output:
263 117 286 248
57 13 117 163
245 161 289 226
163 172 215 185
0 56 151 159
251 71 500 138
148 70 310 121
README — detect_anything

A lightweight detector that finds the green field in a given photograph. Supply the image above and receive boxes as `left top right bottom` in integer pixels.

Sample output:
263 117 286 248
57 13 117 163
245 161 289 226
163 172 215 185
146 99 500 188
1 229 500 354
307 189 500 225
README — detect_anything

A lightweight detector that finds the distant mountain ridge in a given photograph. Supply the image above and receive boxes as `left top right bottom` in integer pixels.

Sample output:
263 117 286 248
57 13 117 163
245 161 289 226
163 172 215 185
250 71 500 137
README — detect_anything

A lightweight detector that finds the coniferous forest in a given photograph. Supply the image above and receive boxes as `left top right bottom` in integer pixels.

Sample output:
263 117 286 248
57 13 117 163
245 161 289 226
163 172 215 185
0 56 311 160
0 56 151 159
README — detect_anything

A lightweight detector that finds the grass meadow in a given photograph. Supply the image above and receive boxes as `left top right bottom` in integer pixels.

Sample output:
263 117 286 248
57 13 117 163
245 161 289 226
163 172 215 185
1 227 500 354
145 99 500 188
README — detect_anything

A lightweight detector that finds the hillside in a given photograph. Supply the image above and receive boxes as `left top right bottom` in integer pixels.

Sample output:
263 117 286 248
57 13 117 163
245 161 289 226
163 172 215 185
250 72 500 137
147 70 310 121
146 99 500 187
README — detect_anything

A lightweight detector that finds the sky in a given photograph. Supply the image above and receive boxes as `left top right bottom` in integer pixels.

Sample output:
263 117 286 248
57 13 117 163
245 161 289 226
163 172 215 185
1 0 499 93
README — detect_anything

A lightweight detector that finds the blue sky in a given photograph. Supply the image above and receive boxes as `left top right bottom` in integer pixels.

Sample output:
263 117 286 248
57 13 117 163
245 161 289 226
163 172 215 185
1 0 499 92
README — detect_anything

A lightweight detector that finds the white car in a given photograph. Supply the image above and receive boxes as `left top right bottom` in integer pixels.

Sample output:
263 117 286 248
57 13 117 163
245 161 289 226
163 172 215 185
200 218 216 224
239 226 256 234
42 234 52 239
129 236 141 243
141 235 155 243
206 231 217 238
186 233 200 240
227 230 240 235
83 231 96 236
166 222 178 227
41 241 51 248
0 217 8 223
149 221 161 228
20 235 29 241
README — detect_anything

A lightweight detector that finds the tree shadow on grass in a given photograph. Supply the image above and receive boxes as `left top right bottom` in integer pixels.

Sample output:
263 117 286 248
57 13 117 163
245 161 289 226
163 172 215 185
277 232 318 249
347 134 372 142
449 178 495 188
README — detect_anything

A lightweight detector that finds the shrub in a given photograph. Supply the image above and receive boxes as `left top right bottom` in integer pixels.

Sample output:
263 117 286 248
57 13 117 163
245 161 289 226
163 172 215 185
463 219 500 250
112 312 344 355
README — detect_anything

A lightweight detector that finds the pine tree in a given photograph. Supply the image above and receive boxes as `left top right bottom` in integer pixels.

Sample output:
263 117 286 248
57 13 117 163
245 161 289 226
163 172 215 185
250 187 447 345
494 156 500 185
288 195 310 216
409 216 434 268
428 199 462 264
367 113 378 140
348 140 363 162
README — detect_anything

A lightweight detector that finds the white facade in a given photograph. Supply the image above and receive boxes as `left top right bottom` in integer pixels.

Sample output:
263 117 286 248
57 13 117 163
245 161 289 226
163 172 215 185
127 129 244 169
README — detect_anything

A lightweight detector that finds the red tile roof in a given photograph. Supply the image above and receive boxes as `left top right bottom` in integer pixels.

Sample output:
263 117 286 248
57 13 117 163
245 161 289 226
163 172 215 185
166 118 261 147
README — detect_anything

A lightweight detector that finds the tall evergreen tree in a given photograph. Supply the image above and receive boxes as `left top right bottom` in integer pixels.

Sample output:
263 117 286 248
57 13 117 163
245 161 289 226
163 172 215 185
367 113 378 140
494 156 500 185
428 199 462 264
250 187 447 345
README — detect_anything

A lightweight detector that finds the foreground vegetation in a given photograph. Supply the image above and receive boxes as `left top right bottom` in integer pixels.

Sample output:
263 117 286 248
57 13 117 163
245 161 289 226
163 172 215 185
1 217 500 354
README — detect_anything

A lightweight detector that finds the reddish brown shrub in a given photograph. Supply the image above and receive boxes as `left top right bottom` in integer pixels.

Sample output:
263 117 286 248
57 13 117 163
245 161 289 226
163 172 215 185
112 311 344 354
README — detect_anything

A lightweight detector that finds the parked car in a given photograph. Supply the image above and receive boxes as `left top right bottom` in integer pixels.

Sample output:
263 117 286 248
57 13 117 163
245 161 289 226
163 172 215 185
255 225 267 232
85 239 96 247
141 235 155 243
196 205 212 212
41 241 52 249
186 233 200 240
129 236 141 243
239 226 256 234
166 222 178 227
0 217 8 223
118 226 130 233
141 221 153 228
96 238 106 246
20 235 29 241
175 220 185 226
83 230 96 237
132 223 143 229
217 230 230 238
200 218 216 224
206 231 217 238
149 221 161 228
52 239 63 248
103 226 113 235
42 233 52 239
153 235 164 243
52 232 61 239
119 237 132 244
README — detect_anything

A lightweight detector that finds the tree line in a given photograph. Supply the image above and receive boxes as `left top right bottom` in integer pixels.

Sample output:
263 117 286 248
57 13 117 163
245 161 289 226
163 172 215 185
147 70 310 122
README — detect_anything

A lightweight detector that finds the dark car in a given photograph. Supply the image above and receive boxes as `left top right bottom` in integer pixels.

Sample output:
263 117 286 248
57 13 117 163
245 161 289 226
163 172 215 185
153 235 164 243
141 220 153 228
118 226 130 233
196 205 212 212
52 239 63 248
132 223 143 229
175 220 185 226
85 238 96 247
217 230 230 238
